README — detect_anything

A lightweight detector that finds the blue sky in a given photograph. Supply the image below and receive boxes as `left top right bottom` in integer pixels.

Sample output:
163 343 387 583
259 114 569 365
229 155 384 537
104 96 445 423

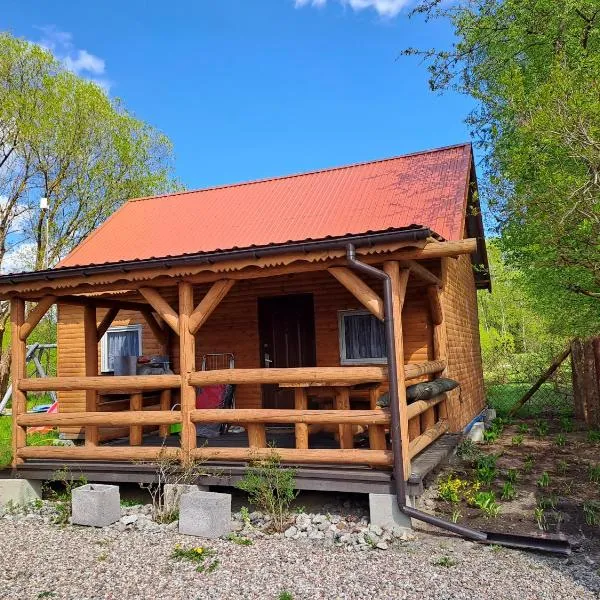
2 0 473 190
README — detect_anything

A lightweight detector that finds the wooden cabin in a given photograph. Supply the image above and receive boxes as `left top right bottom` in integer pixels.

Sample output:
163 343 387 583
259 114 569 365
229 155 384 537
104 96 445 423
0 143 489 493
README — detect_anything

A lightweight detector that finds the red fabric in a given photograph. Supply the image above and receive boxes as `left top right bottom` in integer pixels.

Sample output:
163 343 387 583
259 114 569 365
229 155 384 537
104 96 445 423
57 144 472 269
195 385 226 409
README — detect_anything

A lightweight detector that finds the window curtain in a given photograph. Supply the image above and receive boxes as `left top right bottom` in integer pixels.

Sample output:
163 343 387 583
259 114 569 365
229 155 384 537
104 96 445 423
343 313 387 360
107 330 140 371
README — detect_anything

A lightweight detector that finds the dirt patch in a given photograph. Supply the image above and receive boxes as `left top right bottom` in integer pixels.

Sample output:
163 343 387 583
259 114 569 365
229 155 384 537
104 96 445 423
418 417 600 557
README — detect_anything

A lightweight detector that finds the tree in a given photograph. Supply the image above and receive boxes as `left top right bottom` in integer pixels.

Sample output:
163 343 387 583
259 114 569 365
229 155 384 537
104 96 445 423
405 0 600 337
0 33 177 393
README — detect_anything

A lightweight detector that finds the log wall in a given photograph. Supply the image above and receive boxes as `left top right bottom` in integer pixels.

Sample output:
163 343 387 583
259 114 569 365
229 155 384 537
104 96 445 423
441 254 486 429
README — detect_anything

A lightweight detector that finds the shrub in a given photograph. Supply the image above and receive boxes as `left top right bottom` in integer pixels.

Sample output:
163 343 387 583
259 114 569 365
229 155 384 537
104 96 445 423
475 454 498 485
555 434 567 447
236 450 297 532
511 434 524 446
438 474 467 503
456 438 482 462
471 491 500 518
43 467 88 525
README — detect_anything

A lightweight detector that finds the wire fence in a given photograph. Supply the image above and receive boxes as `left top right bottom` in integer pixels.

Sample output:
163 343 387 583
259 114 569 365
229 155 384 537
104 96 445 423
483 349 573 419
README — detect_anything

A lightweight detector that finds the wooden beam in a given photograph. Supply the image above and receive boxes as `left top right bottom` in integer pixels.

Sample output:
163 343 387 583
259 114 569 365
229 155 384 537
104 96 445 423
408 419 448 459
178 281 196 460
189 279 235 335
427 285 443 326
400 260 441 287
19 296 56 340
335 387 354 449
55 295 149 312
129 393 143 446
141 309 168 349
83 305 99 447
406 394 447 420
159 389 172 438
368 386 387 451
18 446 181 461
10 297 26 466
190 408 391 424
18 410 180 427
294 388 309 449
20 374 180 392
247 424 267 449
328 267 384 320
383 261 411 480
0 239 477 299
139 287 179 334
191 447 393 467
96 307 119 342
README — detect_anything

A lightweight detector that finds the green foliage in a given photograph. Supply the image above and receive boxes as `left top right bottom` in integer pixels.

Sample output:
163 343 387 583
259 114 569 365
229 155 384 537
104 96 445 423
538 494 558 510
517 423 529 434
537 472 551 488
501 481 516 501
451 507 462 524
511 434 524 446
433 555 457 568
43 467 88 525
475 454 498 485
523 454 535 473
588 464 600 484
583 501 600 526
471 491 501 518
171 545 219 573
438 474 467 503
555 434 567 447
236 451 298 532
278 593 294 600
588 429 600 443
534 506 546 530
456 438 482 462
505 468 519 484
556 460 569 476
226 533 252 546
534 420 549 438
559 417 574 433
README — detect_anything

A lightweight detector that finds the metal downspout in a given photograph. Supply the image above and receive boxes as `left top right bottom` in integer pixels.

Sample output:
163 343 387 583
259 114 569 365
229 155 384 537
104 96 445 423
345 243 487 542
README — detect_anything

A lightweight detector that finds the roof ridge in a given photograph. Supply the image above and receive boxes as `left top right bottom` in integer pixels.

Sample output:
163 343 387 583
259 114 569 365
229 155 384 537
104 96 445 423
128 142 472 204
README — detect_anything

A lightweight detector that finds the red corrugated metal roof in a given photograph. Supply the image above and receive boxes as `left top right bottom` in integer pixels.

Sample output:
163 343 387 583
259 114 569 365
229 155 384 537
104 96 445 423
58 143 472 269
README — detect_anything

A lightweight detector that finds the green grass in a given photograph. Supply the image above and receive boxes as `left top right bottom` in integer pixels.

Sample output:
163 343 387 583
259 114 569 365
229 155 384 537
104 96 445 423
486 383 572 417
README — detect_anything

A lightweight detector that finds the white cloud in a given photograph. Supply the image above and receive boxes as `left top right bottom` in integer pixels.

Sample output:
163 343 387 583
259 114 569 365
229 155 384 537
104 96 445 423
1 242 36 275
34 25 111 92
294 0 411 18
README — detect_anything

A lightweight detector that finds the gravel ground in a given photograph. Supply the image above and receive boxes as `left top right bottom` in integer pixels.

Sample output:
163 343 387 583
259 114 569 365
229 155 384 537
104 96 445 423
0 513 598 600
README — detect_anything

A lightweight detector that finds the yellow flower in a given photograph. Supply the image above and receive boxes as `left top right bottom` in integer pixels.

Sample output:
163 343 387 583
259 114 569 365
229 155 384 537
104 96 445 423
194 547 204 554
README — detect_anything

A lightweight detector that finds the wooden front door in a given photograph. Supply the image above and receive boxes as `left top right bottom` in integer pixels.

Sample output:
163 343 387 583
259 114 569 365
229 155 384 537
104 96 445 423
258 294 317 409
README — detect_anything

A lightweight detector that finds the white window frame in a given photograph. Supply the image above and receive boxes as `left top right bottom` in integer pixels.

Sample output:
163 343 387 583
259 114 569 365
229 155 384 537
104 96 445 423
100 324 143 373
338 309 388 366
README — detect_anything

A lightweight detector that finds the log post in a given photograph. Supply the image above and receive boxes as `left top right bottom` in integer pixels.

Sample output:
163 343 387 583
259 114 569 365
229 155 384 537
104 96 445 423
408 417 421 441
19 296 56 341
129 393 143 445
178 281 196 463
334 388 354 449
294 387 309 449
83 305 99 447
383 260 411 480
247 423 267 449
10 298 26 466
159 389 172 438
426 283 447 427
368 386 387 451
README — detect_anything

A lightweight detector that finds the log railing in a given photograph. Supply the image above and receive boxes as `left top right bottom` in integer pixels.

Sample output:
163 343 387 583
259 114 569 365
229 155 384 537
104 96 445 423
13 361 447 470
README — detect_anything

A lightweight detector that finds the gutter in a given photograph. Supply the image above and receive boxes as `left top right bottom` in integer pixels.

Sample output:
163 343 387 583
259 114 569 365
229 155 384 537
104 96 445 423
345 243 570 554
0 228 431 287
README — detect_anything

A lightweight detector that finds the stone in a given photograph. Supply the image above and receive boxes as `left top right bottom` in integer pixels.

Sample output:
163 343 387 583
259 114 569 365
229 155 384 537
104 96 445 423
163 484 207 514
178 490 231 539
0 479 42 508
295 513 311 531
368 493 412 534
120 514 138 525
284 525 298 538
376 541 389 550
312 514 326 524
467 421 485 442
52 438 75 447
484 408 497 423
71 484 121 527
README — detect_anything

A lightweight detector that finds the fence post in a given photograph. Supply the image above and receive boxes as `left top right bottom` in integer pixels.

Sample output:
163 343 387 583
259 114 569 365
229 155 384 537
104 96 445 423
10 297 26 466
178 281 196 464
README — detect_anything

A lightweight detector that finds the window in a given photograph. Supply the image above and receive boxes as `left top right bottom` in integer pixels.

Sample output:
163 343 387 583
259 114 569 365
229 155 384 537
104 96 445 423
338 310 387 365
101 324 142 373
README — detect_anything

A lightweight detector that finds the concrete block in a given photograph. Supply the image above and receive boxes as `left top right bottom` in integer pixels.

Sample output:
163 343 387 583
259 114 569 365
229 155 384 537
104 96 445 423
467 421 485 442
163 483 208 514
179 490 231 538
483 408 497 423
0 479 42 508
369 493 412 533
71 484 121 527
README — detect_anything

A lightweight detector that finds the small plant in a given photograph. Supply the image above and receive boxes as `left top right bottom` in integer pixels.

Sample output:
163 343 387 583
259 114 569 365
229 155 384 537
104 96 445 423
534 506 546 530
501 481 516 501
171 544 219 573
523 454 535 473
279 593 294 600
433 555 457 567
43 467 88 525
511 434 524 446
588 429 600 443
226 532 252 546
534 420 549 438
483 429 499 444
451 508 462 523
559 417 574 433
456 438 482 462
97 551 108 562
537 472 551 488
517 423 529 434
240 506 251 527
583 501 600 526
438 474 467 503
538 494 558 510
475 454 498 485
555 434 567 447
471 491 500 518
560 479 574 496
37 593 57 599
236 450 297 532
120 498 142 507
556 460 569 476
588 464 600 484
505 468 519 484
